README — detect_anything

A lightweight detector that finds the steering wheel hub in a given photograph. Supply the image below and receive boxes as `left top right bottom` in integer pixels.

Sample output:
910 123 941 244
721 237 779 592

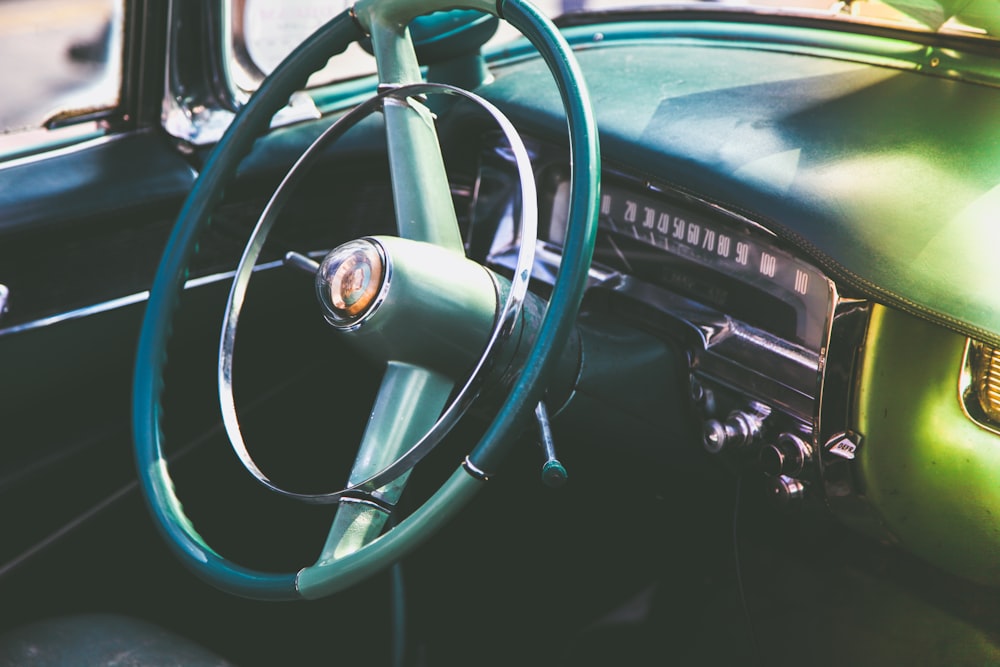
317 239 388 328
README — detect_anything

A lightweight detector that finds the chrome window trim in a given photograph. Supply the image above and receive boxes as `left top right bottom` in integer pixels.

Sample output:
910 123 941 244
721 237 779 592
221 0 263 103
161 0 321 147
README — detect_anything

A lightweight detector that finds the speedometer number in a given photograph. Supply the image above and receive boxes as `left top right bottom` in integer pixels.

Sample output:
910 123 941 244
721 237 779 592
735 241 750 266
717 235 731 258
794 269 809 295
673 218 685 240
760 252 777 278
686 224 701 245
657 212 670 234
642 207 656 229
624 200 637 223
701 229 716 252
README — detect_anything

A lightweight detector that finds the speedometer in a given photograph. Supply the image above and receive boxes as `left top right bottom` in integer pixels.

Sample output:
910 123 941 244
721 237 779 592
545 177 833 352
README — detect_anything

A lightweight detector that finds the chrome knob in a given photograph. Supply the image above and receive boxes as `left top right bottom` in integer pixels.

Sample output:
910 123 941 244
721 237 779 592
702 405 769 454
766 475 805 504
760 433 812 477
702 419 731 454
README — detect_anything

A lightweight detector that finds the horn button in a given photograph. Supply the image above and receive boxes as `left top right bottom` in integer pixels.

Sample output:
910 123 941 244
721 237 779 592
317 239 387 328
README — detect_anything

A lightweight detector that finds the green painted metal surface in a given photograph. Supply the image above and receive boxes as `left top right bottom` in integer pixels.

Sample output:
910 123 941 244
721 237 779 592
858 305 1000 585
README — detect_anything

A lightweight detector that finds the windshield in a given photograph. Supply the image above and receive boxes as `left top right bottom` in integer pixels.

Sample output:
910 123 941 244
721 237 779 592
229 0 996 95
879 0 998 33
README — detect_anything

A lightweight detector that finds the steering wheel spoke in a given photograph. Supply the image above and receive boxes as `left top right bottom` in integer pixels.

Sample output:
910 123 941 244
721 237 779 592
382 96 463 251
346 361 453 502
357 0 496 252
317 361 453 562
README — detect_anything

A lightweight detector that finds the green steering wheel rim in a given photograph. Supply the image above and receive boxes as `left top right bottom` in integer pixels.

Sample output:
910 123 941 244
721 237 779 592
133 0 599 601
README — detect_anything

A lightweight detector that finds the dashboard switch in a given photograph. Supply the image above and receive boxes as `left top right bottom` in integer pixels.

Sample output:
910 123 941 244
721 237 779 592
760 432 812 477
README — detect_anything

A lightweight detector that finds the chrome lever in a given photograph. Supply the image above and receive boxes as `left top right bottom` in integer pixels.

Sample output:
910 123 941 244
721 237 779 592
534 401 567 488
283 251 320 275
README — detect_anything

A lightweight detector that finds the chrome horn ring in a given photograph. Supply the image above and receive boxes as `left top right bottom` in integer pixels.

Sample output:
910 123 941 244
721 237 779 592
218 82 538 505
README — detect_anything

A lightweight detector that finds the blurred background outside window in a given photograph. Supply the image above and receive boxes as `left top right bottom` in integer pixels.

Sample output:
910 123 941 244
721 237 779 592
0 0 121 149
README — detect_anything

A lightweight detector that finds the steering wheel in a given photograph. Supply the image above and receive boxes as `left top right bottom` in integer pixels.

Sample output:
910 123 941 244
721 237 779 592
133 0 598 601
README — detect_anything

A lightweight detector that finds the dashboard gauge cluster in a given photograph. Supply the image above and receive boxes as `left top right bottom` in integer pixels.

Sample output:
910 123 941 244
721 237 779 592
544 176 832 354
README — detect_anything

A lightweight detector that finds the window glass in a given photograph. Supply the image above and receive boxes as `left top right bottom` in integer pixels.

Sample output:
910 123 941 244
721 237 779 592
231 0 609 91
231 0 375 94
230 0 633 92
229 0 970 96
0 0 122 142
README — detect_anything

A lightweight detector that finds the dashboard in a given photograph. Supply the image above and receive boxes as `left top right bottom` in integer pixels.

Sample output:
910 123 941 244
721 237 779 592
479 138 854 506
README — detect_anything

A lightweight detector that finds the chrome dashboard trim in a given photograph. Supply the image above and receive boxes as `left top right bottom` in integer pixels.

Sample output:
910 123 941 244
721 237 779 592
489 240 828 422
813 298 896 539
643 178 781 241
0 131 121 172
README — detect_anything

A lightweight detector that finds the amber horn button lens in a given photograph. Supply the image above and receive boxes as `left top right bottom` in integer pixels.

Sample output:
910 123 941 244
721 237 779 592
317 239 386 327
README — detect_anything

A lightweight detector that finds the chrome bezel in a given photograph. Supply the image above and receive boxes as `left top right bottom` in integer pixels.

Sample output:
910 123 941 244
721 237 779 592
959 338 1000 437
316 237 393 332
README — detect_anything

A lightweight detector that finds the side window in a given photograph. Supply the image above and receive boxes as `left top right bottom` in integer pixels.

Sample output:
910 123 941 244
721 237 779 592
0 0 123 153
